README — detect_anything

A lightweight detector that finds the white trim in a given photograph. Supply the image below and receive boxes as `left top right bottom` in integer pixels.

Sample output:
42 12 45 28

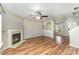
0 14 2 49
70 44 79 48
0 43 2 48
8 28 23 48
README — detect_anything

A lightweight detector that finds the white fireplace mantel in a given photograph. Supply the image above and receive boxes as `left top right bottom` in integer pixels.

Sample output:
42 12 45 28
8 28 23 48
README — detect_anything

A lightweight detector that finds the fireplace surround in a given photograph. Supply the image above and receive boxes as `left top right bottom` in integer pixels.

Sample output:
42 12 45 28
8 28 23 48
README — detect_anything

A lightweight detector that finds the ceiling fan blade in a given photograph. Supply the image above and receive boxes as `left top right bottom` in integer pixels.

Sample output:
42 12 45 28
41 15 48 17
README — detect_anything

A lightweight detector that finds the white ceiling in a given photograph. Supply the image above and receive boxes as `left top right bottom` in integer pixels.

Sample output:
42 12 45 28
2 3 79 23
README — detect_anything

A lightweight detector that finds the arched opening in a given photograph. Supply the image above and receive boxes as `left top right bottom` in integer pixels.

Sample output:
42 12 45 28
46 22 52 31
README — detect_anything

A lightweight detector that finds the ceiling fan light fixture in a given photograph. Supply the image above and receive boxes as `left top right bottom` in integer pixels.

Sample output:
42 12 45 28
36 16 40 19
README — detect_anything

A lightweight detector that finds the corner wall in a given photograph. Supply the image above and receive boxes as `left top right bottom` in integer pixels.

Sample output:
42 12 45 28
24 19 43 39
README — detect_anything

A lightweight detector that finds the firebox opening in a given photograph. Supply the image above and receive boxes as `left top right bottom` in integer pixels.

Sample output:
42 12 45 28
12 33 21 45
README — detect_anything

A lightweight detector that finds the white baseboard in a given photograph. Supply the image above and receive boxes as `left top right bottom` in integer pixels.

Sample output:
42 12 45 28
70 44 79 48
2 46 8 51
0 46 8 55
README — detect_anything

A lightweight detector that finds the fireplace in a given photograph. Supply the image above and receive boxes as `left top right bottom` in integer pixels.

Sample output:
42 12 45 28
12 33 21 45
8 28 23 48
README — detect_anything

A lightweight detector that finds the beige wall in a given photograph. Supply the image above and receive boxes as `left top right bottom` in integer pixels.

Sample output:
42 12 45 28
24 19 43 39
2 10 24 49
73 17 79 25
2 10 24 30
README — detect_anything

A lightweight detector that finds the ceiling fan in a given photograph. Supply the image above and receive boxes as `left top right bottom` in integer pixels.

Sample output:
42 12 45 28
30 11 48 19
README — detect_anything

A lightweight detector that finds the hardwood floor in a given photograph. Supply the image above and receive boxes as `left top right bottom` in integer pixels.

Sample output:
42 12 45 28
2 36 79 55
